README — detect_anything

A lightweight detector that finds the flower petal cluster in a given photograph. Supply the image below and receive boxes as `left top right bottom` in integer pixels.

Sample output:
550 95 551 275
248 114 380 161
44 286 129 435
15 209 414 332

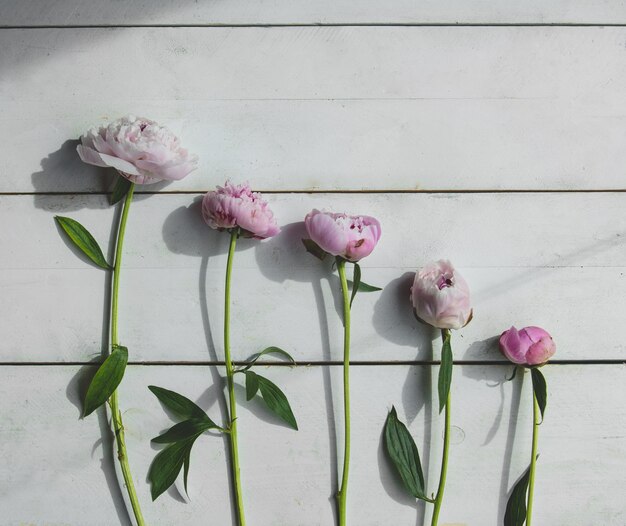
202 182 280 239
499 326 556 366
77 115 198 184
410 260 472 330
304 209 381 262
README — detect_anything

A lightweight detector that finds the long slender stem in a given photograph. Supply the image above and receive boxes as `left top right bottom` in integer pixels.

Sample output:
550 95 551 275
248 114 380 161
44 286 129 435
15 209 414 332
431 329 451 526
336 259 351 526
224 229 246 526
526 391 540 526
108 183 145 526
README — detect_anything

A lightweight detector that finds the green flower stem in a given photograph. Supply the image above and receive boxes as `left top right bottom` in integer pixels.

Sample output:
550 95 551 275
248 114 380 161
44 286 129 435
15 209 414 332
224 229 246 526
108 183 146 526
336 259 351 526
431 329 451 526
526 390 541 526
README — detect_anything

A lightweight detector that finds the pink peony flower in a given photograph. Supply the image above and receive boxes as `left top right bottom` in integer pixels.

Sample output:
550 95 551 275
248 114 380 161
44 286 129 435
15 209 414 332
411 260 472 330
304 209 381 262
202 182 280 239
77 115 198 184
499 326 556 366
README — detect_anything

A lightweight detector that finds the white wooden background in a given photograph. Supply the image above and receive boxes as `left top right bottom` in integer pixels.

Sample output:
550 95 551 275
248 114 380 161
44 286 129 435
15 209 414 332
1 2 625 525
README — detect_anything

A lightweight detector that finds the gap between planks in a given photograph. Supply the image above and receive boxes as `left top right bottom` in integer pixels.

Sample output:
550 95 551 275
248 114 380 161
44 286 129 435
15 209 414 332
0 360 623 367
2 23 626 29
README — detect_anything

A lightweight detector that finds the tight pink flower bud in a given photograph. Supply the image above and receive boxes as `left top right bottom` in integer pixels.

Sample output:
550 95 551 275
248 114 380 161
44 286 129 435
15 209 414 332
499 326 556 366
304 209 381 262
410 260 472 330
77 115 198 184
202 181 280 239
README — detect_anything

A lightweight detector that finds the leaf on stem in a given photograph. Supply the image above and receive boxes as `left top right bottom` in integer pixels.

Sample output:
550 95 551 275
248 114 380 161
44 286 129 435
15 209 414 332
248 374 298 430
504 465 531 526
110 174 132 205
438 331 453 413
531 368 547 422
244 370 260 401
349 262 361 307
347 280 383 293
384 406 428 500
55 216 111 270
302 238 327 260
241 346 296 371
149 436 200 501
148 385 209 421
83 345 128 416
152 418 219 444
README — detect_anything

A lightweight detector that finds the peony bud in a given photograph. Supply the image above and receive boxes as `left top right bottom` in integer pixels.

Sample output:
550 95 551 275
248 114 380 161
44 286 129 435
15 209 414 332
499 326 556 366
304 209 381 262
77 115 198 184
410 260 472 330
202 181 280 239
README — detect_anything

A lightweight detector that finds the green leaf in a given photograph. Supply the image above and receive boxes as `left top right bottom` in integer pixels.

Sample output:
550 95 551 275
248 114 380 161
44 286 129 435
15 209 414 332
384 406 428 501
531 368 547 422
350 263 361 307
148 385 209 421
55 216 111 270
438 331 453 413
183 447 191 495
152 418 218 444
347 280 382 293
83 345 128 416
110 174 132 205
241 346 296 371
245 370 260 401
254 374 298 430
302 238 327 260
148 437 198 501
504 465 531 526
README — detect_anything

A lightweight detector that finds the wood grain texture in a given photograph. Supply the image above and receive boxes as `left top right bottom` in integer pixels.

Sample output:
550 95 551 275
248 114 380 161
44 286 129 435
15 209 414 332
1 364 624 525
2 27 626 191
1 0 626 25
1 193 624 363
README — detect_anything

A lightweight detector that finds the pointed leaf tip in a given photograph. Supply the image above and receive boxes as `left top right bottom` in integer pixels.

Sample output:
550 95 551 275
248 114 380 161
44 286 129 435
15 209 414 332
55 216 111 270
83 346 128 416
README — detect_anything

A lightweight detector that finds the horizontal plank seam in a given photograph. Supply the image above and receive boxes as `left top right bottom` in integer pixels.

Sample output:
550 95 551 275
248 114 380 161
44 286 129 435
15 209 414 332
0 360 623 367
1 23 626 29
2 189 626 197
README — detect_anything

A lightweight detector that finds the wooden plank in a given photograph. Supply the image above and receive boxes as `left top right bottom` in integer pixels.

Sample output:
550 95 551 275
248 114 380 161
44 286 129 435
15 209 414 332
1 0 626 26
0 364 624 525
2 27 626 191
1 192 625 362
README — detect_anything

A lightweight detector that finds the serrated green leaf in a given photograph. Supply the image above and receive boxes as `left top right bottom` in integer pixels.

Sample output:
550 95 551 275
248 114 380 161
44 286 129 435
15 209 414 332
110 174 132 205
438 331 453 413
152 418 218 444
245 370 260 401
254 374 298 430
384 406 428 501
504 465 531 526
83 345 128 416
149 437 198 501
302 238 327 260
531 368 547 422
148 385 209 421
241 346 296 371
350 263 361 307
55 216 111 270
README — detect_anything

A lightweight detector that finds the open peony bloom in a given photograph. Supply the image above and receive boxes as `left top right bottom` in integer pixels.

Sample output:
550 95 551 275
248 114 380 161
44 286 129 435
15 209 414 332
304 209 381 262
202 182 280 239
77 115 198 184
411 260 472 330
499 326 556 366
